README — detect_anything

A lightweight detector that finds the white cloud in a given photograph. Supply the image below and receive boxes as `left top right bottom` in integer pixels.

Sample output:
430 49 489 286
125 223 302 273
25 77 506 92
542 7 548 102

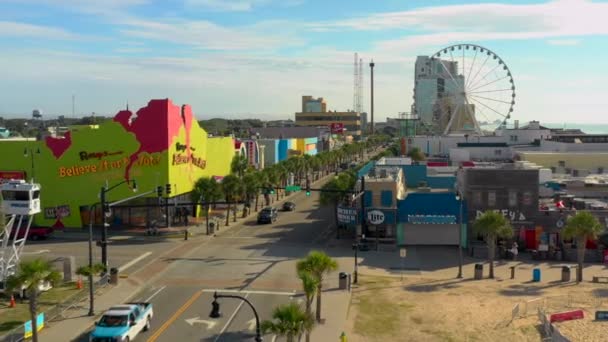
311 0 608 39
0 21 81 39
546 39 580 45
184 0 303 12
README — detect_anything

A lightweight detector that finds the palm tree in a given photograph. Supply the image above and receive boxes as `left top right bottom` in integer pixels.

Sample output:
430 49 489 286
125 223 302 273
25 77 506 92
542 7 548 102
563 211 603 282
191 177 222 233
261 303 314 342
221 174 242 226
242 173 260 218
320 173 357 227
472 210 513 279
296 251 338 322
254 172 267 211
230 154 250 178
298 271 319 342
6 259 62 342
407 147 426 161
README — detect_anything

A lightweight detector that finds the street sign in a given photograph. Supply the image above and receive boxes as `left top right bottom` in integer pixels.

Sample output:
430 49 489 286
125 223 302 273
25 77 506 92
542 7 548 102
400 248 407 258
367 210 385 225
285 185 301 192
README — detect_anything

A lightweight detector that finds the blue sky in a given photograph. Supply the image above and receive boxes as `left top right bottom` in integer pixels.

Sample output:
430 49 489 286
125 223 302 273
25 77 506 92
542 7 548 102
1 0 607 124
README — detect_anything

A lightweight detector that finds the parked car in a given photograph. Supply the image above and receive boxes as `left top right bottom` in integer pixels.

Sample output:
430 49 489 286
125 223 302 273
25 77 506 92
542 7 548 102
257 207 278 224
282 202 296 212
9 226 53 241
91 302 153 342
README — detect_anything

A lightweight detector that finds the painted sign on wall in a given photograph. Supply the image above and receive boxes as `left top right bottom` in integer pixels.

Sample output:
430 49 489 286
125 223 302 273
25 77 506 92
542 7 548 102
330 123 344 134
44 205 71 219
475 209 526 222
0 171 26 184
337 206 358 225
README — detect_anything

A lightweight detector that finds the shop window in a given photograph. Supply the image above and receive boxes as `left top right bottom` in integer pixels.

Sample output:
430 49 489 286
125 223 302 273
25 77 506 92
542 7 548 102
381 190 393 207
364 191 372 207
508 190 517 207
473 191 482 205
488 191 496 207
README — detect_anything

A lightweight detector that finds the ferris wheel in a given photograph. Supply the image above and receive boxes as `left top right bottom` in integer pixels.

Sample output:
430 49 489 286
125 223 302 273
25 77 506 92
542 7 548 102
428 44 515 135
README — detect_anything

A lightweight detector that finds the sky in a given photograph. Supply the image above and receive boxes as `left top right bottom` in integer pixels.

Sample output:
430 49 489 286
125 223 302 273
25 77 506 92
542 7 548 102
0 0 607 124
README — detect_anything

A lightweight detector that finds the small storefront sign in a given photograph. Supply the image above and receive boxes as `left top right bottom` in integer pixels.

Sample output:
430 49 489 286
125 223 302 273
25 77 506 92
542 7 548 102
44 205 71 219
407 215 457 224
0 171 26 184
337 206 358 225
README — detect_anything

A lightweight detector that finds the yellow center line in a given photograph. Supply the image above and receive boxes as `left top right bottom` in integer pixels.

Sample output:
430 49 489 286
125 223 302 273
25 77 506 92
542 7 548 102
146 289 205 342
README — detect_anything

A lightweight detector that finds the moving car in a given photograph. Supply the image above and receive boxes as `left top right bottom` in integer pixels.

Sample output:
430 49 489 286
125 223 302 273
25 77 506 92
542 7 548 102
9 226 53 241
91 302 153 342
257 207 278 224
282 202 296 212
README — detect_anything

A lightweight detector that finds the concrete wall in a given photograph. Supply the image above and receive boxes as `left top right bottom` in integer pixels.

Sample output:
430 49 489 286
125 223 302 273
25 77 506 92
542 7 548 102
259 139 278 166
518 152 608 173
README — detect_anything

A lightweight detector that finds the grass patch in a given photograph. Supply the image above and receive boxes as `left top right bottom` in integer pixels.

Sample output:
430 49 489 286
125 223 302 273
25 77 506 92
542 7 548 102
353 286 415 338
0 283 83 334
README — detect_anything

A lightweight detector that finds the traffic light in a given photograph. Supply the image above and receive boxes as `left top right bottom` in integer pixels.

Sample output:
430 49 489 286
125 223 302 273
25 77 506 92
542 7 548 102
156 186 163 198
165 183 172 196
103 203 111 217
305 178 311 196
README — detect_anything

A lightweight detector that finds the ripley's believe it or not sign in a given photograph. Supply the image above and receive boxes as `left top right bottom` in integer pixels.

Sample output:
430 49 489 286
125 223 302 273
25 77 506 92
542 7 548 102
0 99 235 227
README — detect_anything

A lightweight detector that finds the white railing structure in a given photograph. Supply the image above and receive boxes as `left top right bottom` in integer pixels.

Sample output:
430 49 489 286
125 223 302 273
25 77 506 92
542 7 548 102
0 180 41 288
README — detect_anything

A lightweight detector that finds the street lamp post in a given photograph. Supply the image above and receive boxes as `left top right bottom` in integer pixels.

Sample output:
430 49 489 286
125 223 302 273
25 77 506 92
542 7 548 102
23 148 41 181
456 192 463 279
87 203 98 316
352 243 359 284
99 179 137 270
210 291 262 342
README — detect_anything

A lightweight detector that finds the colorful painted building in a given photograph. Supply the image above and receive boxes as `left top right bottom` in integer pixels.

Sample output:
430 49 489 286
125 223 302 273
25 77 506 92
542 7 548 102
0 99 235 228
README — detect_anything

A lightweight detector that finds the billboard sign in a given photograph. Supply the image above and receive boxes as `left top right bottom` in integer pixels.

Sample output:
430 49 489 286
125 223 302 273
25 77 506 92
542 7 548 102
367 210 385 225
330 123 344 134
337 206 357 225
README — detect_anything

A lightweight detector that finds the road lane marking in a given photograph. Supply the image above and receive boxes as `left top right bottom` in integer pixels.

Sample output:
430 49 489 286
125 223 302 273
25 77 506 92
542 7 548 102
145 285 166 302
146 289 204 342
246 318 256 331
271 335 277 342
185 317 217 329
22 249 50 255
202 289 295 296
214 293 249 342
118 251 152 272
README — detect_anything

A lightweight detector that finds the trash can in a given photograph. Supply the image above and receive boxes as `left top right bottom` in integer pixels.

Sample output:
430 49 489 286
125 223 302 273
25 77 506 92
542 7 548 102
208 221 215 234
561 266 571 282
109 267 119 285
474 263 483 280
532 268 541 282
339 272 348 290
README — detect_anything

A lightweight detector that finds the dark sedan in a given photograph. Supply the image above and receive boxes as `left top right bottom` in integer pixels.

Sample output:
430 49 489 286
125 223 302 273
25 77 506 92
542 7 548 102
257 207 278 224
282 201 296 212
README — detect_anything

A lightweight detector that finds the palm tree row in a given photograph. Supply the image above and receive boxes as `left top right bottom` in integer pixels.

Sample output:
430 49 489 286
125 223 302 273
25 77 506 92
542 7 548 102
262 250 338 342
191 136 390 227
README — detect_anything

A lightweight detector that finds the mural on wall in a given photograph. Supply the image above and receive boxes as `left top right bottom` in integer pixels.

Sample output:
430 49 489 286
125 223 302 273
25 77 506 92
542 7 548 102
0 99 233 227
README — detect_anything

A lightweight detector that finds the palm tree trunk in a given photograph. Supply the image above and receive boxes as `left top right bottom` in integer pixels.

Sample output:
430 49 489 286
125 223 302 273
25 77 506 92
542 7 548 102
255 194 259 211
287 334 294 342
225 204 230 226
305 300 312 342
205 204 210 235
315 283 322 322
576 236 586 282
29 289 38 342
488 238 496 279
233 203 237 222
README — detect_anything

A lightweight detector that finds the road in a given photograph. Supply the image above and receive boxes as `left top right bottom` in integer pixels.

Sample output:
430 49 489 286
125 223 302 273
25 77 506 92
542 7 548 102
73 177 340 342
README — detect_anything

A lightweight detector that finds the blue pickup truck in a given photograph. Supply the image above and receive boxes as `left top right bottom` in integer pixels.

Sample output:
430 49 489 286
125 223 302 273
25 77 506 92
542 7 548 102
90 302 153 342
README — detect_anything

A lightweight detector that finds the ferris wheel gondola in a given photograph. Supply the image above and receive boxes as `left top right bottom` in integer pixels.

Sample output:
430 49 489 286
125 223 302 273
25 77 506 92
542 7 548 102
429 44 515 135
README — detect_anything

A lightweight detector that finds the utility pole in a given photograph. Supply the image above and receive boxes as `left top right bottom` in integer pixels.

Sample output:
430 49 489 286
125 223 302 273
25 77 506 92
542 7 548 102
360 176 366 239
369 59 375 135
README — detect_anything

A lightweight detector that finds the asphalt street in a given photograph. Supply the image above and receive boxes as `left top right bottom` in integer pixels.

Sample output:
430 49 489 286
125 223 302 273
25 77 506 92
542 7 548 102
72 176 340 342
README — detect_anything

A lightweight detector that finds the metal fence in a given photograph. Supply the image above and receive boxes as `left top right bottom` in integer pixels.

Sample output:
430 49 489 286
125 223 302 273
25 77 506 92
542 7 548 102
538 308 570 342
